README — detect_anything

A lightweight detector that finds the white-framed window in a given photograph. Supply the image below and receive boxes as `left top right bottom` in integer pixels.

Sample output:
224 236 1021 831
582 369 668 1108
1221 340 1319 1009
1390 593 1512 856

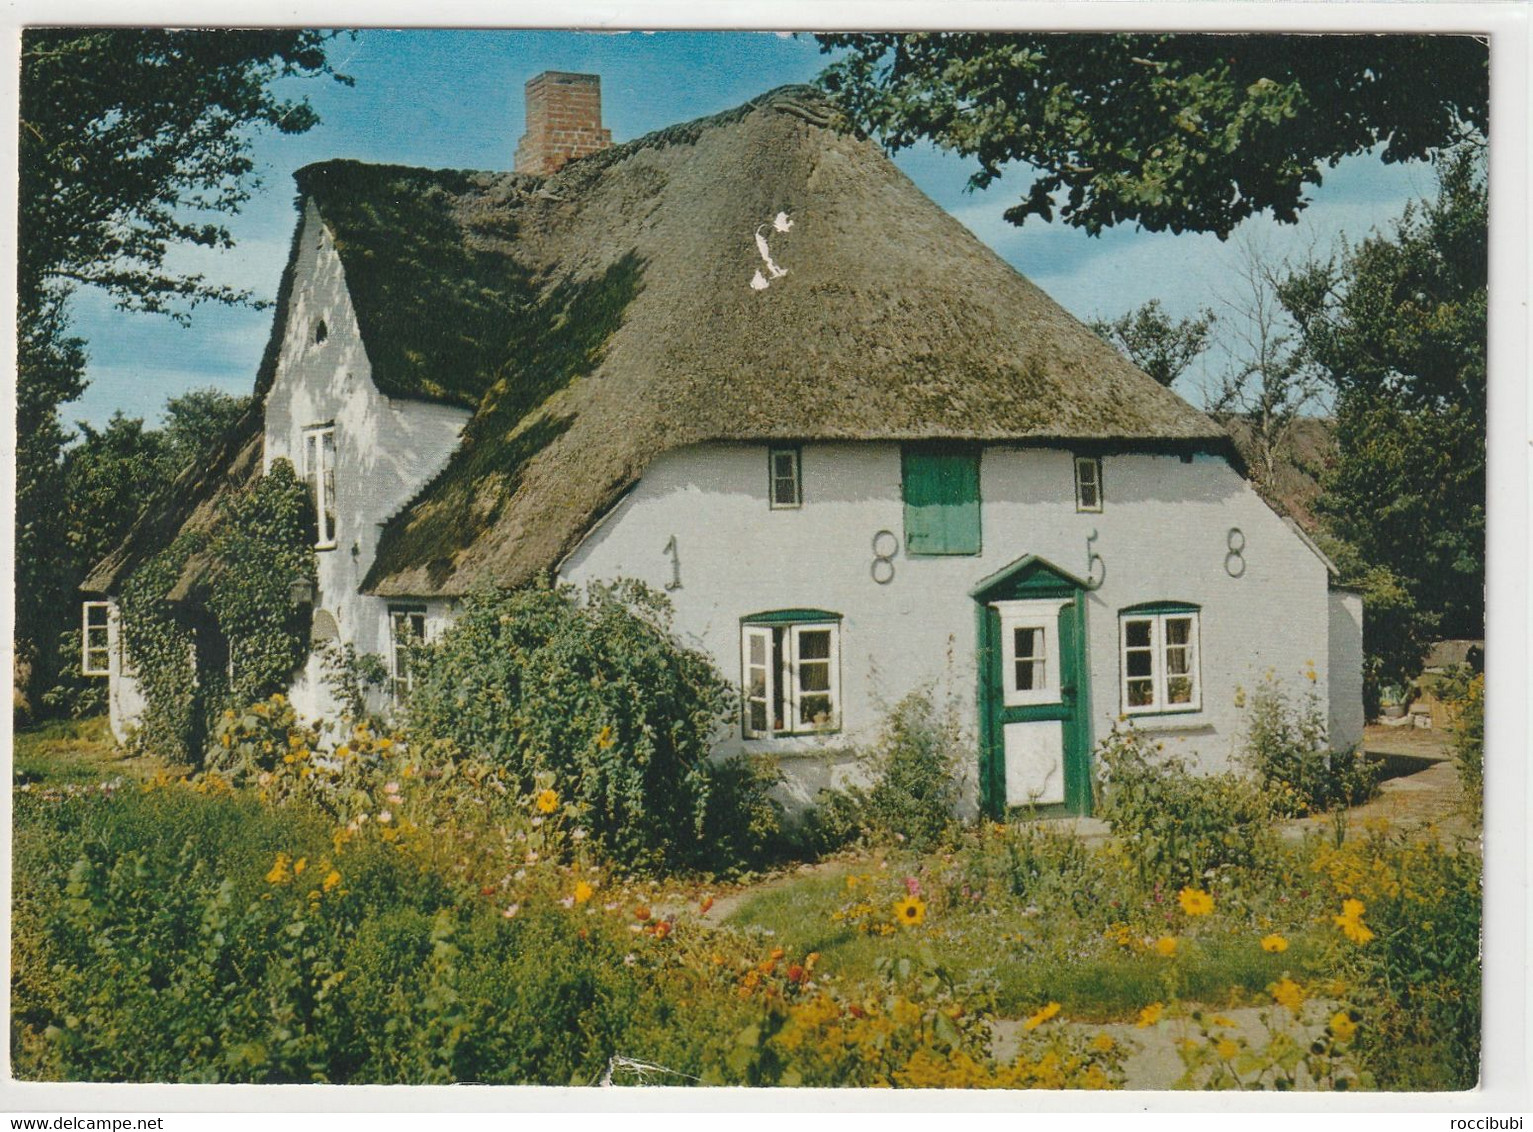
389 604 427 702
994 598 1070 706
82 601 111 676
1120 606 1201 714
1074 455 1103 512
769 446 802 509
741 613 840 737
302 424 338 550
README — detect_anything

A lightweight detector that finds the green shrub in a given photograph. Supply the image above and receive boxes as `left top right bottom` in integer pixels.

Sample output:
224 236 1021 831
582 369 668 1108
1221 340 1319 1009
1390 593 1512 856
860 692 965 853
695 755 788 877
11 787 723 1084
795 783 872 858
1314 826 1482 1090
1442 670 1483 824
1095 724 1276 888
1241 673 1378 816
404 581 734 873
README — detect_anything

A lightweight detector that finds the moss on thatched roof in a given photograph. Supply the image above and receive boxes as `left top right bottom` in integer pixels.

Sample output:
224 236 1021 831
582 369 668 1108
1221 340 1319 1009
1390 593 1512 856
88 85 1234 603
80 213 308 596
349 85 1229 597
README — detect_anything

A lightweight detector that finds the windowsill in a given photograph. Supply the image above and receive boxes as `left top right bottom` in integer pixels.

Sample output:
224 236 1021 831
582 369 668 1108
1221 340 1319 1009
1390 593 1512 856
743 728 843 745
315 544 338 552
1122 710 1210 733
905 550 982 558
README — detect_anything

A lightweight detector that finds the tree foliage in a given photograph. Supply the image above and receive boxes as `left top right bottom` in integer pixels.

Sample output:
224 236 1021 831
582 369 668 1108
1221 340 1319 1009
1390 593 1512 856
1088 299 1214 390
19 29 348 315
405 582 736 872
16 29 344 718
1279 152 1485 675
817 33 1487 238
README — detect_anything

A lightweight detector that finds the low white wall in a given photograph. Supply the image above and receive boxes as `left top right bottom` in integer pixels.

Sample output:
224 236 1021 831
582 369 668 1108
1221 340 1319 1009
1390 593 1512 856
1328 589 1366 751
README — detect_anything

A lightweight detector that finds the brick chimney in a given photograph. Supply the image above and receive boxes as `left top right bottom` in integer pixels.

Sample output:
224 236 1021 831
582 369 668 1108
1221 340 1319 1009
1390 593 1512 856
514 71 612 176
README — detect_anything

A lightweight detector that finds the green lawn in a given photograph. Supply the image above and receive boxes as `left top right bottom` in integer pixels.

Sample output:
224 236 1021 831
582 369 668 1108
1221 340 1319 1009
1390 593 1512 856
12 714 181 789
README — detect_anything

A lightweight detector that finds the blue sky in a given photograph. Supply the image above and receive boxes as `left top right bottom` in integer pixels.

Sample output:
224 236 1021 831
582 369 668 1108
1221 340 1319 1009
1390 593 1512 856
64 29 1435 431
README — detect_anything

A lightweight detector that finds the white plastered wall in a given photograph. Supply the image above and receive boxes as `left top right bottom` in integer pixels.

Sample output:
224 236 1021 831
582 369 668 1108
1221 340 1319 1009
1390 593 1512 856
559 441 1345 808
105 600 147 743
262 202 471 722
1328 589 1366 751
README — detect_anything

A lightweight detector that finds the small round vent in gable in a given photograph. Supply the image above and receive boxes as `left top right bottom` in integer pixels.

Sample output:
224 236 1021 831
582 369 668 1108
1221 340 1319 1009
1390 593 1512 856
314 319 328 344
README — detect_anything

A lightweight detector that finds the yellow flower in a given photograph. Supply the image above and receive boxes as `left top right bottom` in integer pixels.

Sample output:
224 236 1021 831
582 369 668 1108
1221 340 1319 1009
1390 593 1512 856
573 880 595 904
535 788 559 814
1269 977 1306 1011
596 725 615 749
1154 935 1179 958
265 853 291 885
1136 1002 1165 1028
322 869 342 892
1091 1033 1115 1053
1260 933 1289 953
1330 1011 1359 1043
292 857 307 877
1178 887 1214 917
1334 899 1375 944
1216 1038 1240 1060
1023 1002 1061 1031
893 896 927 927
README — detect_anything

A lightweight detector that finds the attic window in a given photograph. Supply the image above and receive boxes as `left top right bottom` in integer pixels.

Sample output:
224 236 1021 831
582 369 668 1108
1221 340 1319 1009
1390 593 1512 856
82 602 110 676
769 447 801 508
314 320 328 344
1074 456 1103 512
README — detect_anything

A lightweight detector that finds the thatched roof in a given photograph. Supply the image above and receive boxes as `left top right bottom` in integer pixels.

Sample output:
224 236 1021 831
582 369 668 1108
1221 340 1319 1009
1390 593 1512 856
80 409 265 595
80 214 305 596
334 85 1229 598
87 84 1233 602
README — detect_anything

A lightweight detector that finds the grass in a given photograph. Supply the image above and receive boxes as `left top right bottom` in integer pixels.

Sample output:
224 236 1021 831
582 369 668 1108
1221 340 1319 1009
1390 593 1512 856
725 852 1327 1021
12 714 183 788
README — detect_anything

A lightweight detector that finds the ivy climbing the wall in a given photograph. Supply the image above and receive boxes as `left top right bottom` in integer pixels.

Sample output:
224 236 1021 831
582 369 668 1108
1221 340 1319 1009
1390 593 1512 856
119 459 316 763
207 459 317 708
119 530 206 761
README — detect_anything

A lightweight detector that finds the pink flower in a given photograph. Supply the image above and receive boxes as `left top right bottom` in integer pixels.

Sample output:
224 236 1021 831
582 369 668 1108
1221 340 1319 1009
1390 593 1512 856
904 876 922 897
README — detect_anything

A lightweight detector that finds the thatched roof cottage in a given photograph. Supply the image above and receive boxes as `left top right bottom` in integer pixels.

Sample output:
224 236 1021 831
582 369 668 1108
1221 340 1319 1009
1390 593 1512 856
84 74 1363 816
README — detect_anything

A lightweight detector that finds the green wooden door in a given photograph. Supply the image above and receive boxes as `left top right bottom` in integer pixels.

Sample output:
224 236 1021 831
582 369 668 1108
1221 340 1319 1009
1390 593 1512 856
972 558 1092 817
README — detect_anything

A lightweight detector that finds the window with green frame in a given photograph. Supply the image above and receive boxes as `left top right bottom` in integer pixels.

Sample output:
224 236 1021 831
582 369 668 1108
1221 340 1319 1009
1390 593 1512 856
901 445 981 555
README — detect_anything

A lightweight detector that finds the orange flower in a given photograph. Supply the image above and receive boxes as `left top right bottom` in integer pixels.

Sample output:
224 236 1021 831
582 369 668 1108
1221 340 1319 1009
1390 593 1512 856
634 904 652 922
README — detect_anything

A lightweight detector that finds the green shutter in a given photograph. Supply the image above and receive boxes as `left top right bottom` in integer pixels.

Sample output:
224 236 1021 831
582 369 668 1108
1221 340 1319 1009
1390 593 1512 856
902 447 981 555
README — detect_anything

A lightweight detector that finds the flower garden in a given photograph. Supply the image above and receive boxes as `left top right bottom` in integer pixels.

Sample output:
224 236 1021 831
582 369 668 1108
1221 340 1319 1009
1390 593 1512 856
10 591 1483 1090
11 712 1481 1089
